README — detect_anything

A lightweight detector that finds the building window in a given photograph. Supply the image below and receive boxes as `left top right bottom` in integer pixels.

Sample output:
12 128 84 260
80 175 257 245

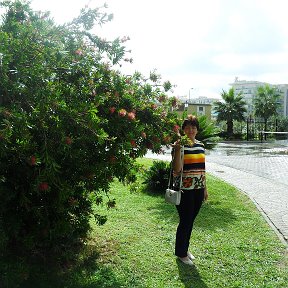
197 106 205 115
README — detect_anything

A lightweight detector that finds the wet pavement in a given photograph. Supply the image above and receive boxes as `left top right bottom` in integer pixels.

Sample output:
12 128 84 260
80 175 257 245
206 141 288 187
145 141 288 245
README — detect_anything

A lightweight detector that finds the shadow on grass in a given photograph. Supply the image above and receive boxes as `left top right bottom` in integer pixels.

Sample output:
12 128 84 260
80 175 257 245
0 246 132 288
176 259 208 288
196 200 238 230
146 190 238 231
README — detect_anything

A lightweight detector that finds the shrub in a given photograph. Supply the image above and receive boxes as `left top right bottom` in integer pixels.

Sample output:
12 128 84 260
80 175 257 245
197 115 220 148
143 160 170 193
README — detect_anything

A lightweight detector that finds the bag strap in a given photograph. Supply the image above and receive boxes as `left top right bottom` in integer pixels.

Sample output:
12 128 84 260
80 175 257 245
167 161 173 189
179 147 184 191
168 146 184 191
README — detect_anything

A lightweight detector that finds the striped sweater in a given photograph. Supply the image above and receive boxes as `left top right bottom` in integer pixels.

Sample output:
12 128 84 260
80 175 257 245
183 141 205 174
174 140 206 190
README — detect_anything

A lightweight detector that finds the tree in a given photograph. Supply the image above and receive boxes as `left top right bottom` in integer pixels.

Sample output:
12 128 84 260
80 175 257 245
0 0 181 257
277 117 288 132
214 88 247 138
253 84 281 132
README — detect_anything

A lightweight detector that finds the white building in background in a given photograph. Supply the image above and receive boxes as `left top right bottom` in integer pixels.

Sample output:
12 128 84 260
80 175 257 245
230 78 288 118
189 96 218 105
178 95 218 105
276 84 288 118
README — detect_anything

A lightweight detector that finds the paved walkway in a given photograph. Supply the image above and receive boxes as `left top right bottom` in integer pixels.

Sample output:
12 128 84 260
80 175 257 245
206 160 288 245
146 141 288 245
206 142 288 245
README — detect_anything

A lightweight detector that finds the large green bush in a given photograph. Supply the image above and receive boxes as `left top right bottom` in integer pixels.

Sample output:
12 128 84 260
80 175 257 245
0 0 181 256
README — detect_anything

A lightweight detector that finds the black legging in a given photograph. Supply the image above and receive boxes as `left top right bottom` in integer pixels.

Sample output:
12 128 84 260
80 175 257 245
175 188 204 257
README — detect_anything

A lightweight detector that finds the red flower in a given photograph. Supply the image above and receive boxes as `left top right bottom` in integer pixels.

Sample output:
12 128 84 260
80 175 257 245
65 137 72 145
173 125 180 133
39 182 49 191
130 140 137 147
75 49 83 56
109 107 116 114
141 131 147 139
118 109 127 117
30 155 37 166
127 111 136 120
151 103 157 110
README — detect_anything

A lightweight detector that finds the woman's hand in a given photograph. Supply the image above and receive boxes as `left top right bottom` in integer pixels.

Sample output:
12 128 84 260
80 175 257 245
171 139 181 151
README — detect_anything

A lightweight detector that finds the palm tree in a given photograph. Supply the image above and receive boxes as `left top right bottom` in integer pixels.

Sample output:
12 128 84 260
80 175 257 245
214 88 247 138
197 115 220 149
253 84 281 132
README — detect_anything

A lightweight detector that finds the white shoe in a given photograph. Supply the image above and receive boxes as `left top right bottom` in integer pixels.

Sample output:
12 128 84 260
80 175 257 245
178 256 194 266
187 251 195 260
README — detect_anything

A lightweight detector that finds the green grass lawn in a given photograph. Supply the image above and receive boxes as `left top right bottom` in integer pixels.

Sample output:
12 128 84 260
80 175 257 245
1 158 287 287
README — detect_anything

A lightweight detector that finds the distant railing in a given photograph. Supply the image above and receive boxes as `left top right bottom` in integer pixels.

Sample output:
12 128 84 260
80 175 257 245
260 131 288 142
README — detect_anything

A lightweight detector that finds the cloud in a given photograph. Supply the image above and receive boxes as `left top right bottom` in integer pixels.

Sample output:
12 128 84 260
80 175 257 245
27 0 288 98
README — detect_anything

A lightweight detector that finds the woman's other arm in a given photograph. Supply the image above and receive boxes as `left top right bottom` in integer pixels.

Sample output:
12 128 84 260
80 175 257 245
172 141 182 173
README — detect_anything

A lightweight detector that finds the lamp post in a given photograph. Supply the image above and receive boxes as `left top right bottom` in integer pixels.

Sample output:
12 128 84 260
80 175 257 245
246 115 252 141
188 88 193 103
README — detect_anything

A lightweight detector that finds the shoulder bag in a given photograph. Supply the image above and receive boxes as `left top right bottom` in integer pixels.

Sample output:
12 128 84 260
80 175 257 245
165 146 184 205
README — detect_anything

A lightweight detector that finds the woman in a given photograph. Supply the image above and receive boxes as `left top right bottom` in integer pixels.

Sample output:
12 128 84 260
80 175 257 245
172 115 208 265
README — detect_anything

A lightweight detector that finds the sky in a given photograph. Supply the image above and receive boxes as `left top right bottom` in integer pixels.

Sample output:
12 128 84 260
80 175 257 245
5 0 288 99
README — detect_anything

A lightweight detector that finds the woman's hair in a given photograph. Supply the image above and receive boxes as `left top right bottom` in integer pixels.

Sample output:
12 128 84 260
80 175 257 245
181 115 199 130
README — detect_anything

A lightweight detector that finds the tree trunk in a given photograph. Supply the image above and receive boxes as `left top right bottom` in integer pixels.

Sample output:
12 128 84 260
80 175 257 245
227 120 233 137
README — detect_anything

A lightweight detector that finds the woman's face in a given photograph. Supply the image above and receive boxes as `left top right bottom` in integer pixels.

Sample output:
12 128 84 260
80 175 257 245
183 124 198 139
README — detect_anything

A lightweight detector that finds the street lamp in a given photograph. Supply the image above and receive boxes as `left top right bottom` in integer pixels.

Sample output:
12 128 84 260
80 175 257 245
188 88 193 103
